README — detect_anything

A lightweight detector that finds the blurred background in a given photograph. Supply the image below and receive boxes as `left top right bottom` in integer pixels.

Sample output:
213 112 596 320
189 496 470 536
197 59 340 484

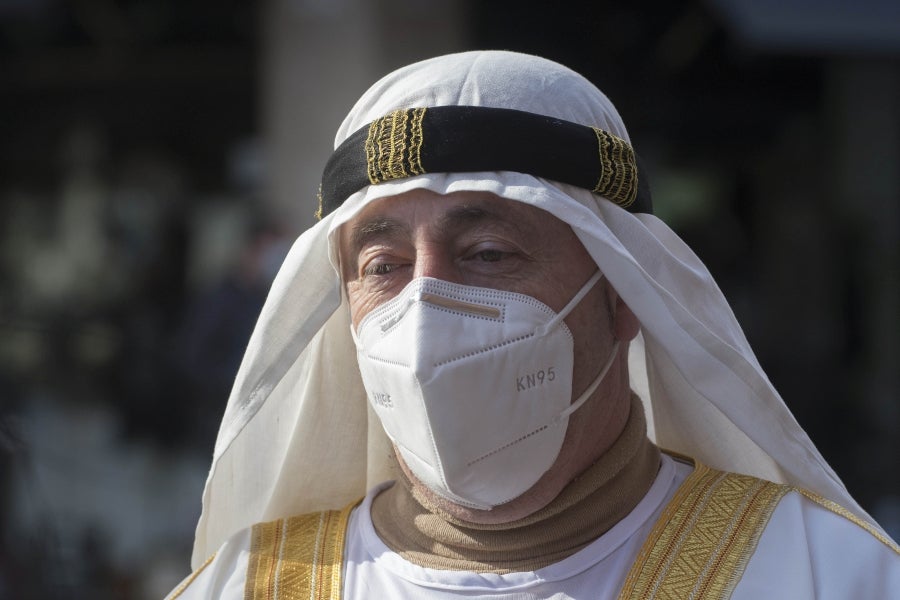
1 0 898 597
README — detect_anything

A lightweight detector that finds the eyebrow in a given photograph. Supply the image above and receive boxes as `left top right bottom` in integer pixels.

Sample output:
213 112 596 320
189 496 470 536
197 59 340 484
345 199 534 260
348 217 410 255
348 203 502 253
434 203 530 239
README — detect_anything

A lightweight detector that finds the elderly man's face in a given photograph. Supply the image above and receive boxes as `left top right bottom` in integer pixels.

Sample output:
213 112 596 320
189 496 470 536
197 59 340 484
342 190 597 326
339 188 637 522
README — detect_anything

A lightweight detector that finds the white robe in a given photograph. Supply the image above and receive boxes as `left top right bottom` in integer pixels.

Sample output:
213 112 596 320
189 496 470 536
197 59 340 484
168 455 900 599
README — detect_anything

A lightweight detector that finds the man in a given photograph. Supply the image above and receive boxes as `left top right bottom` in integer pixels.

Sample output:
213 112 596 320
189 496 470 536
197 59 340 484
167 51 898 599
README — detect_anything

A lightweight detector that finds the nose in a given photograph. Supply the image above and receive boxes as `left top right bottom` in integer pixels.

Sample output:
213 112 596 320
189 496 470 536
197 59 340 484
412 246 460 283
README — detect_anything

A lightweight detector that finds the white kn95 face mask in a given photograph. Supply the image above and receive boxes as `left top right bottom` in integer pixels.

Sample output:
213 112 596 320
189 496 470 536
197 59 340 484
352 270 621 510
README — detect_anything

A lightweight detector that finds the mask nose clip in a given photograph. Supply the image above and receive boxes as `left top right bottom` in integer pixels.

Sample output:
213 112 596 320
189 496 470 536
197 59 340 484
379 289 503 332
419 293 502 319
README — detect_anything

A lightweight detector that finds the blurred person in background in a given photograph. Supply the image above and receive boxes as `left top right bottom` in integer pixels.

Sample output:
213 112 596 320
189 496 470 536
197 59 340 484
166 51 899 599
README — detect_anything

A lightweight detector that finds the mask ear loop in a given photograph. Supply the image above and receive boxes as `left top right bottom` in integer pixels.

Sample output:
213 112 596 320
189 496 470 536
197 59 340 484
530 268 618 423
554 340 621 424
536 270 605 337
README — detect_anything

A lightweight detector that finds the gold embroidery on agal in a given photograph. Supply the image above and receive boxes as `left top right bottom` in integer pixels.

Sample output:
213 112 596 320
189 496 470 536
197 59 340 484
591 127 638 209
315 183 325 221
365 108 428 185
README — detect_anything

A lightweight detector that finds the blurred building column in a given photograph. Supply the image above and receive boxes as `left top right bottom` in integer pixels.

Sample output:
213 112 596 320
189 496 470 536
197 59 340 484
260 0 466 232
260 0 379 231
826 59 900 503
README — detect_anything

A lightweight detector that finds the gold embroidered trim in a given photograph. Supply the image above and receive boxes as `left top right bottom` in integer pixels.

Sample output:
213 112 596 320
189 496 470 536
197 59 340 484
165 553 216 599
618 462 789 600
365 108 428 186
793 488 900 554
245 500 360 600
591 127 638 209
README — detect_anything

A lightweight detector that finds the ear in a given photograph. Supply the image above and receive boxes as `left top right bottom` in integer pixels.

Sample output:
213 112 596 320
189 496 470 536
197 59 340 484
613 297 640 342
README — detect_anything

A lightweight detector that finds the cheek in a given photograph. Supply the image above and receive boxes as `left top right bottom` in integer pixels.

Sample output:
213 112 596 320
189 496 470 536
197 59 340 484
346 280 398 329
567 288 615 379
346 281 371 329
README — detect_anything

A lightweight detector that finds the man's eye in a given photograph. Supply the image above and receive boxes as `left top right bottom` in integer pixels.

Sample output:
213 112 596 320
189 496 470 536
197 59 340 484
472 249 505 262
363 262 400 276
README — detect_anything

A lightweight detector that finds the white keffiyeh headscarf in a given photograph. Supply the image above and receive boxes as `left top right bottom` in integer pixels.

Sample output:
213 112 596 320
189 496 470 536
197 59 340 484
190 50 881 568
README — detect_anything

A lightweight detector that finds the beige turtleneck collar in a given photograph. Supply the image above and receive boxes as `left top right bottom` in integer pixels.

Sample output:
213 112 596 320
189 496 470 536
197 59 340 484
370 394 660 573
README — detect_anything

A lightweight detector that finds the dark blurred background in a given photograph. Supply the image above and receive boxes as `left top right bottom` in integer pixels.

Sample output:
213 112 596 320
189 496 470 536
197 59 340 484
1 0 898 597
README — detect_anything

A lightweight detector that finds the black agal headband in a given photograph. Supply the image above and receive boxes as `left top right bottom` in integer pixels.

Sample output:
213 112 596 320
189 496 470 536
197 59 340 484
317 105 652 219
